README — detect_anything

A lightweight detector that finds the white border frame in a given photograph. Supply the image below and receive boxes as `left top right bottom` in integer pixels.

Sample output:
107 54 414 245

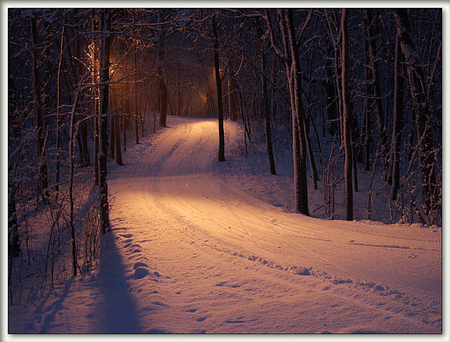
1 1 448 342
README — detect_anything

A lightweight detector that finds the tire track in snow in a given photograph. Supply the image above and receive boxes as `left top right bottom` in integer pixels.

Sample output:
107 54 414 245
155 119 264 250
107 116 441 333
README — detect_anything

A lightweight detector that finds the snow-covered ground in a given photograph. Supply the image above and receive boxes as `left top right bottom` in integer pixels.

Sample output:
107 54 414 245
6 116 444 338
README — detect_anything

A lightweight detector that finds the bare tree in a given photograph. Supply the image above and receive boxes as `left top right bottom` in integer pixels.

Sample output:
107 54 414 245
55 19 66 197
255 17 276 175
99 9 112 234
394 9 440 224
30 16 48 199
364 9 388 171
389 30 404 200
266 9 311 215
341 9 353 221
212 11 225 162
157 10 169 128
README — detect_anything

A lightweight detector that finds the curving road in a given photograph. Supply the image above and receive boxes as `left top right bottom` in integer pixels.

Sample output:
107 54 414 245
107 116 442 333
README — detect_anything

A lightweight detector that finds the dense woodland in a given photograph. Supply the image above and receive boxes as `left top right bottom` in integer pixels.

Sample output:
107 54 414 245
8 8 441 301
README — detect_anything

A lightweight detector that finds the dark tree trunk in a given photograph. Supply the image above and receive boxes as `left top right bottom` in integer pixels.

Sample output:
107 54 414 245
363 39 372 171
134 46 139 143
390 32 404 200
8 184 20 258
364 9 388 172
324 11 344 147
341 9 353 221
303 116 319 190
256 17 276 175
121 88 127 151
80 119 90 166
115 115 123 165
157 20 168 128
55 21 65 196
286 9 309 215
123 114 127 152
352 131 358 193
266 8 310 215
99 9 112 234
92 9 100 186
69 82 81 276
110 111 115 158
394 9 439 224
212 12 225 162
31 16 48 197
75 24 90 167
324 59 339 136
159 73 168 128
94 115 100 185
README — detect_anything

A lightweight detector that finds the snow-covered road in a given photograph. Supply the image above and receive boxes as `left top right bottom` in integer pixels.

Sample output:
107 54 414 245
104 116 441 333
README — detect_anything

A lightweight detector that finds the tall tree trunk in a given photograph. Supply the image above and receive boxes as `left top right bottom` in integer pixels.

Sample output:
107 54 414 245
157 14 168 128
8 184 20 258
324 54 339 136
110 110 115 158
99 9 112 234
123 117 127 151
394 9 438 224
303 116 319 190
69 82 81 276
122 87 127 151
94 115 100 185
352 130 358 193
134 46 139 143
212 12 225 162
390 32 404 200
363 37 372 171
80 120 90 166
92 9 100 186
75 19 90 167
31 16 48 198
115 115 123 165
227 78 233 120
256 17 276 175
341 9 353 221
266 8 310 214
324 11 344 146
285 9 309 215
55 21 65 196
364 9 388 172
159 72 168 128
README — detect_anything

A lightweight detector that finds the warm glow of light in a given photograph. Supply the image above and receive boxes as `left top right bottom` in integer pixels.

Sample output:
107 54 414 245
87 42 100 79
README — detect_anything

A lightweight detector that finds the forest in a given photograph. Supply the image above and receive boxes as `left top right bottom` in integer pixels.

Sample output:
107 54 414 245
7 7 442 335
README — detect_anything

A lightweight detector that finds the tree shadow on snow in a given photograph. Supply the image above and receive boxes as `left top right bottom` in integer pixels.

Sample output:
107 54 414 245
94 232 142 333
21 278 73 333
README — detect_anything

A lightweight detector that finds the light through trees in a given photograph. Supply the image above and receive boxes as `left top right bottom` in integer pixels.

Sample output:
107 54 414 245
7 8 442 292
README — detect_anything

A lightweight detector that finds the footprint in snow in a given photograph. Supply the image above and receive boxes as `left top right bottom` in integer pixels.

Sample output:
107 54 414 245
132 268 149 279
130 245 142 253
133 262 148 269
225 319 246 324
151 301 168 307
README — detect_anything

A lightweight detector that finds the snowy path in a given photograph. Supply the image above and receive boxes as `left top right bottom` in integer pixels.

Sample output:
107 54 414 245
10 116 441 335
103 116 441 333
